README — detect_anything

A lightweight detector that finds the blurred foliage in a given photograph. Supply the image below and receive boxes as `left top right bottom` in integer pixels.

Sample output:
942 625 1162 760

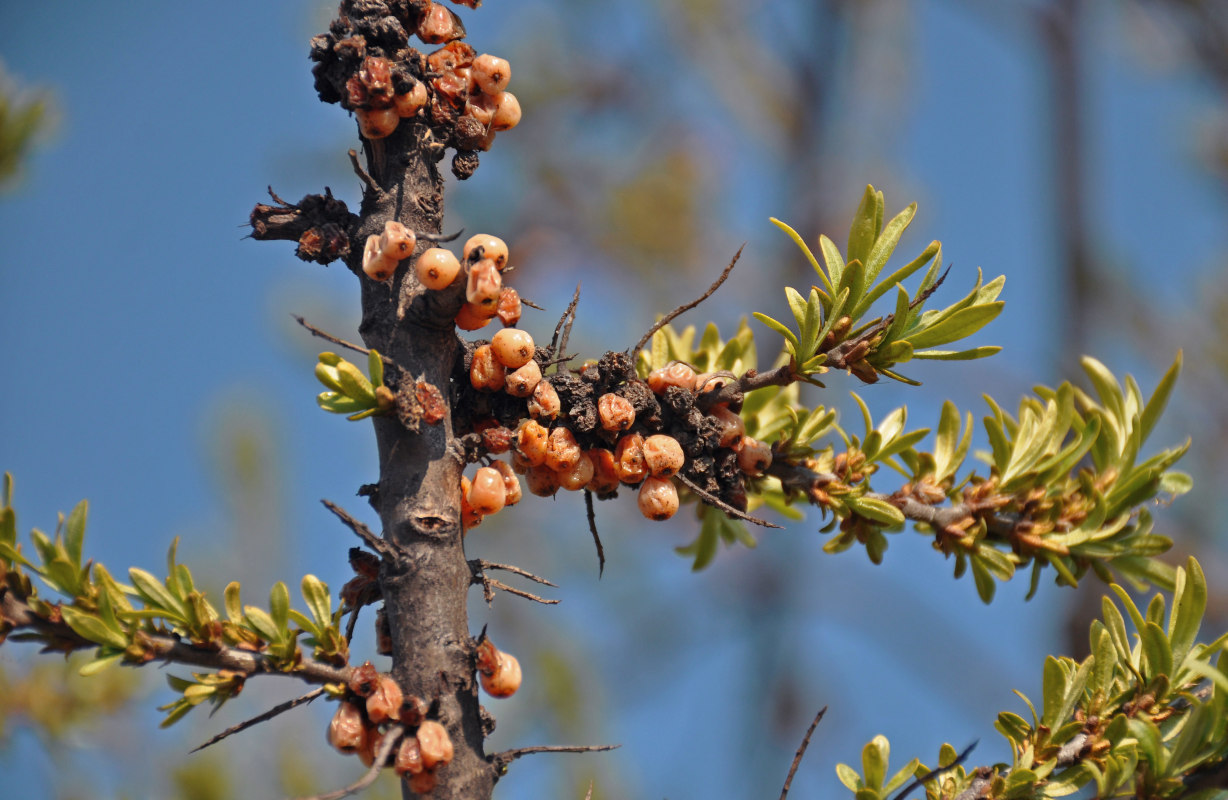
0 61 53 191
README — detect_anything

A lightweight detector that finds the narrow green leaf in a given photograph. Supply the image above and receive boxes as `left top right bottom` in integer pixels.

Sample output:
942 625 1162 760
860 241 939 319
129 567 186 618
847 495 905 527
1139 620 1172 683
314 363 345 392
64 500 87 568
861 734 889 791
243 605 281 643
752 312 800 355
1139 351 1181 445
846 185 879 268
79 651 124 676
771 218 834 296
1168 557 1206 673
971 556 996 603
224 581 242 622
61 605 128 649
270 581 290 633
836 763 863 792
911 346 1002 361
368 348 384 389
860 203 917 292
818 234 845 296
905 303 1003 350
932 401 960 481
301 574 332 627
335 360 375 403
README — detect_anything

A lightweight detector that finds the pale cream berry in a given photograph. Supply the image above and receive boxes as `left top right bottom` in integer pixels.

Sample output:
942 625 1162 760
515 420 549 466
597 393 636 432
736 437 772 475
472 54 511 96
492 460 522 506
327 701 367 754
557 451 595 491
470 344 506 392
638 476 679 520
363 234 397 281
648 362 697 394
491 328 534 368
614 433 647 484
357 106 400 139
395 736 425 776
469 466 507 515
463 234 509 270
366 674 404 723
528 380 560 420
466 257 502 310
491 91 521 131
416 247 461 290
394 81 429 117
711 406 746 448
642 434 685 477
416 720 454 769
480 652 522 698
525 464 560 497
407 769 438 794
586 448 620 495
465 93 499 126
455 302 494 331
505 359 542 398
379 220 416 261
417 2 457 44
496 287 522 326
545 426 582 472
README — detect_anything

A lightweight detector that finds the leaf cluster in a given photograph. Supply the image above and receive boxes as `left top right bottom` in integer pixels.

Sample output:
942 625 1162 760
315 350 394 420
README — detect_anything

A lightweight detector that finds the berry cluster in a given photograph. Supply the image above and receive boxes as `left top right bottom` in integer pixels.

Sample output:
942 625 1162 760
362 220 418 281
309 1 519 179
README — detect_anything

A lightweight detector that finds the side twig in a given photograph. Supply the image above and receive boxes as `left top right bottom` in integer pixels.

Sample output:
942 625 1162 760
584 490 606 578
347 148 381 198
492 743 621 771
322 499 398 559
192 687 326 753
550 284 582 371
887 740 978 800
675 473 782 529
295 725 404 800
779 706 827 800
631 244 745 358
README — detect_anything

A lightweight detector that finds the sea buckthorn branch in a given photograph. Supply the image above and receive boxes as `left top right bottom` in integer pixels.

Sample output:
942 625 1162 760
835 558 1228 800
249 187 359 266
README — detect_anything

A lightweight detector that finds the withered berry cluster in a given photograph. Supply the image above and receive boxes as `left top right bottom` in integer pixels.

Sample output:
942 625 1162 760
310 0 519 179
328 639 519 793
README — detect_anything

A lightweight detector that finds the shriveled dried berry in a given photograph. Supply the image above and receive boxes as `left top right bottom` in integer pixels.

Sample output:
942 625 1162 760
460 475 483 531
557 450 595 491
638 476 679 520
545 426 581 472
416 247 461 290
642 434 685 477
379 220 416 261
648 362 697 394
525 464 560 497
466 257 502 310
366 673 404 723
491 328 534 368
416 720 454 768
327 701 367 754
463 233 509 270
349 661 380 697
492 460 522 506
363 234 397 281
469 466 507 515
505 359 542 397
586 448 620 495
496 287 522 326
395 736 425 776
597 393 636 432
614 433 647 484
528 379 560 420
514 419 549 466
470 344 506 392
479 423 512 454
417 2 461 44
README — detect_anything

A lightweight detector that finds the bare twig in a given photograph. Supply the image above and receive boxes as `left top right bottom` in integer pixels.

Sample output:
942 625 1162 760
295 726 404 800
322 499 398 559
486 578 559 605
193 687 326 753
418 228 464 243
521 297 545 311
549 284 582 371
887 740 978 800
469 559 557 587
344 604 362 643
347 148 381 197
493 744 621 768
268 185 292 207
294 315 374 358
779 707 827 800
585 490 606 578
631 244 745 357
675 473 782 529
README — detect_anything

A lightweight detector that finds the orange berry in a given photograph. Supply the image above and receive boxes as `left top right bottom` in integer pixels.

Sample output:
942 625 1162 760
496 287 522 326
357 106 400 139
505 359 542 398
491 328 535 368
366 674 404 723
463 234 509 270
597 393 636 432
472 54 511 96
469 466 507 515
614 433 648 484
648 362 697 394
466 92 499 126
638 476 679 520
416 720 454 768
363 234 397 281
711 406 746 448
694 372 733 395
586 448 620 495
470 344 506 392
492 460 522 506
514 420 549 466
557 450 595 491
466 257 502 310
642 434 685 477
394 81 428 117
416 247 461 290
525 464 560 497
480 651 522 698
460 475 483 531
491 91 521 131
327 701 367 754
528 379 560 420
395 736 425 776
736 437 772 475
455 302 494 331
417 2 458 44
545 426 581 472
379 220 416 261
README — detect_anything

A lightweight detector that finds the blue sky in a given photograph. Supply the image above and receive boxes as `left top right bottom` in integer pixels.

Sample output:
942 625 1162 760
2 2 1225 798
